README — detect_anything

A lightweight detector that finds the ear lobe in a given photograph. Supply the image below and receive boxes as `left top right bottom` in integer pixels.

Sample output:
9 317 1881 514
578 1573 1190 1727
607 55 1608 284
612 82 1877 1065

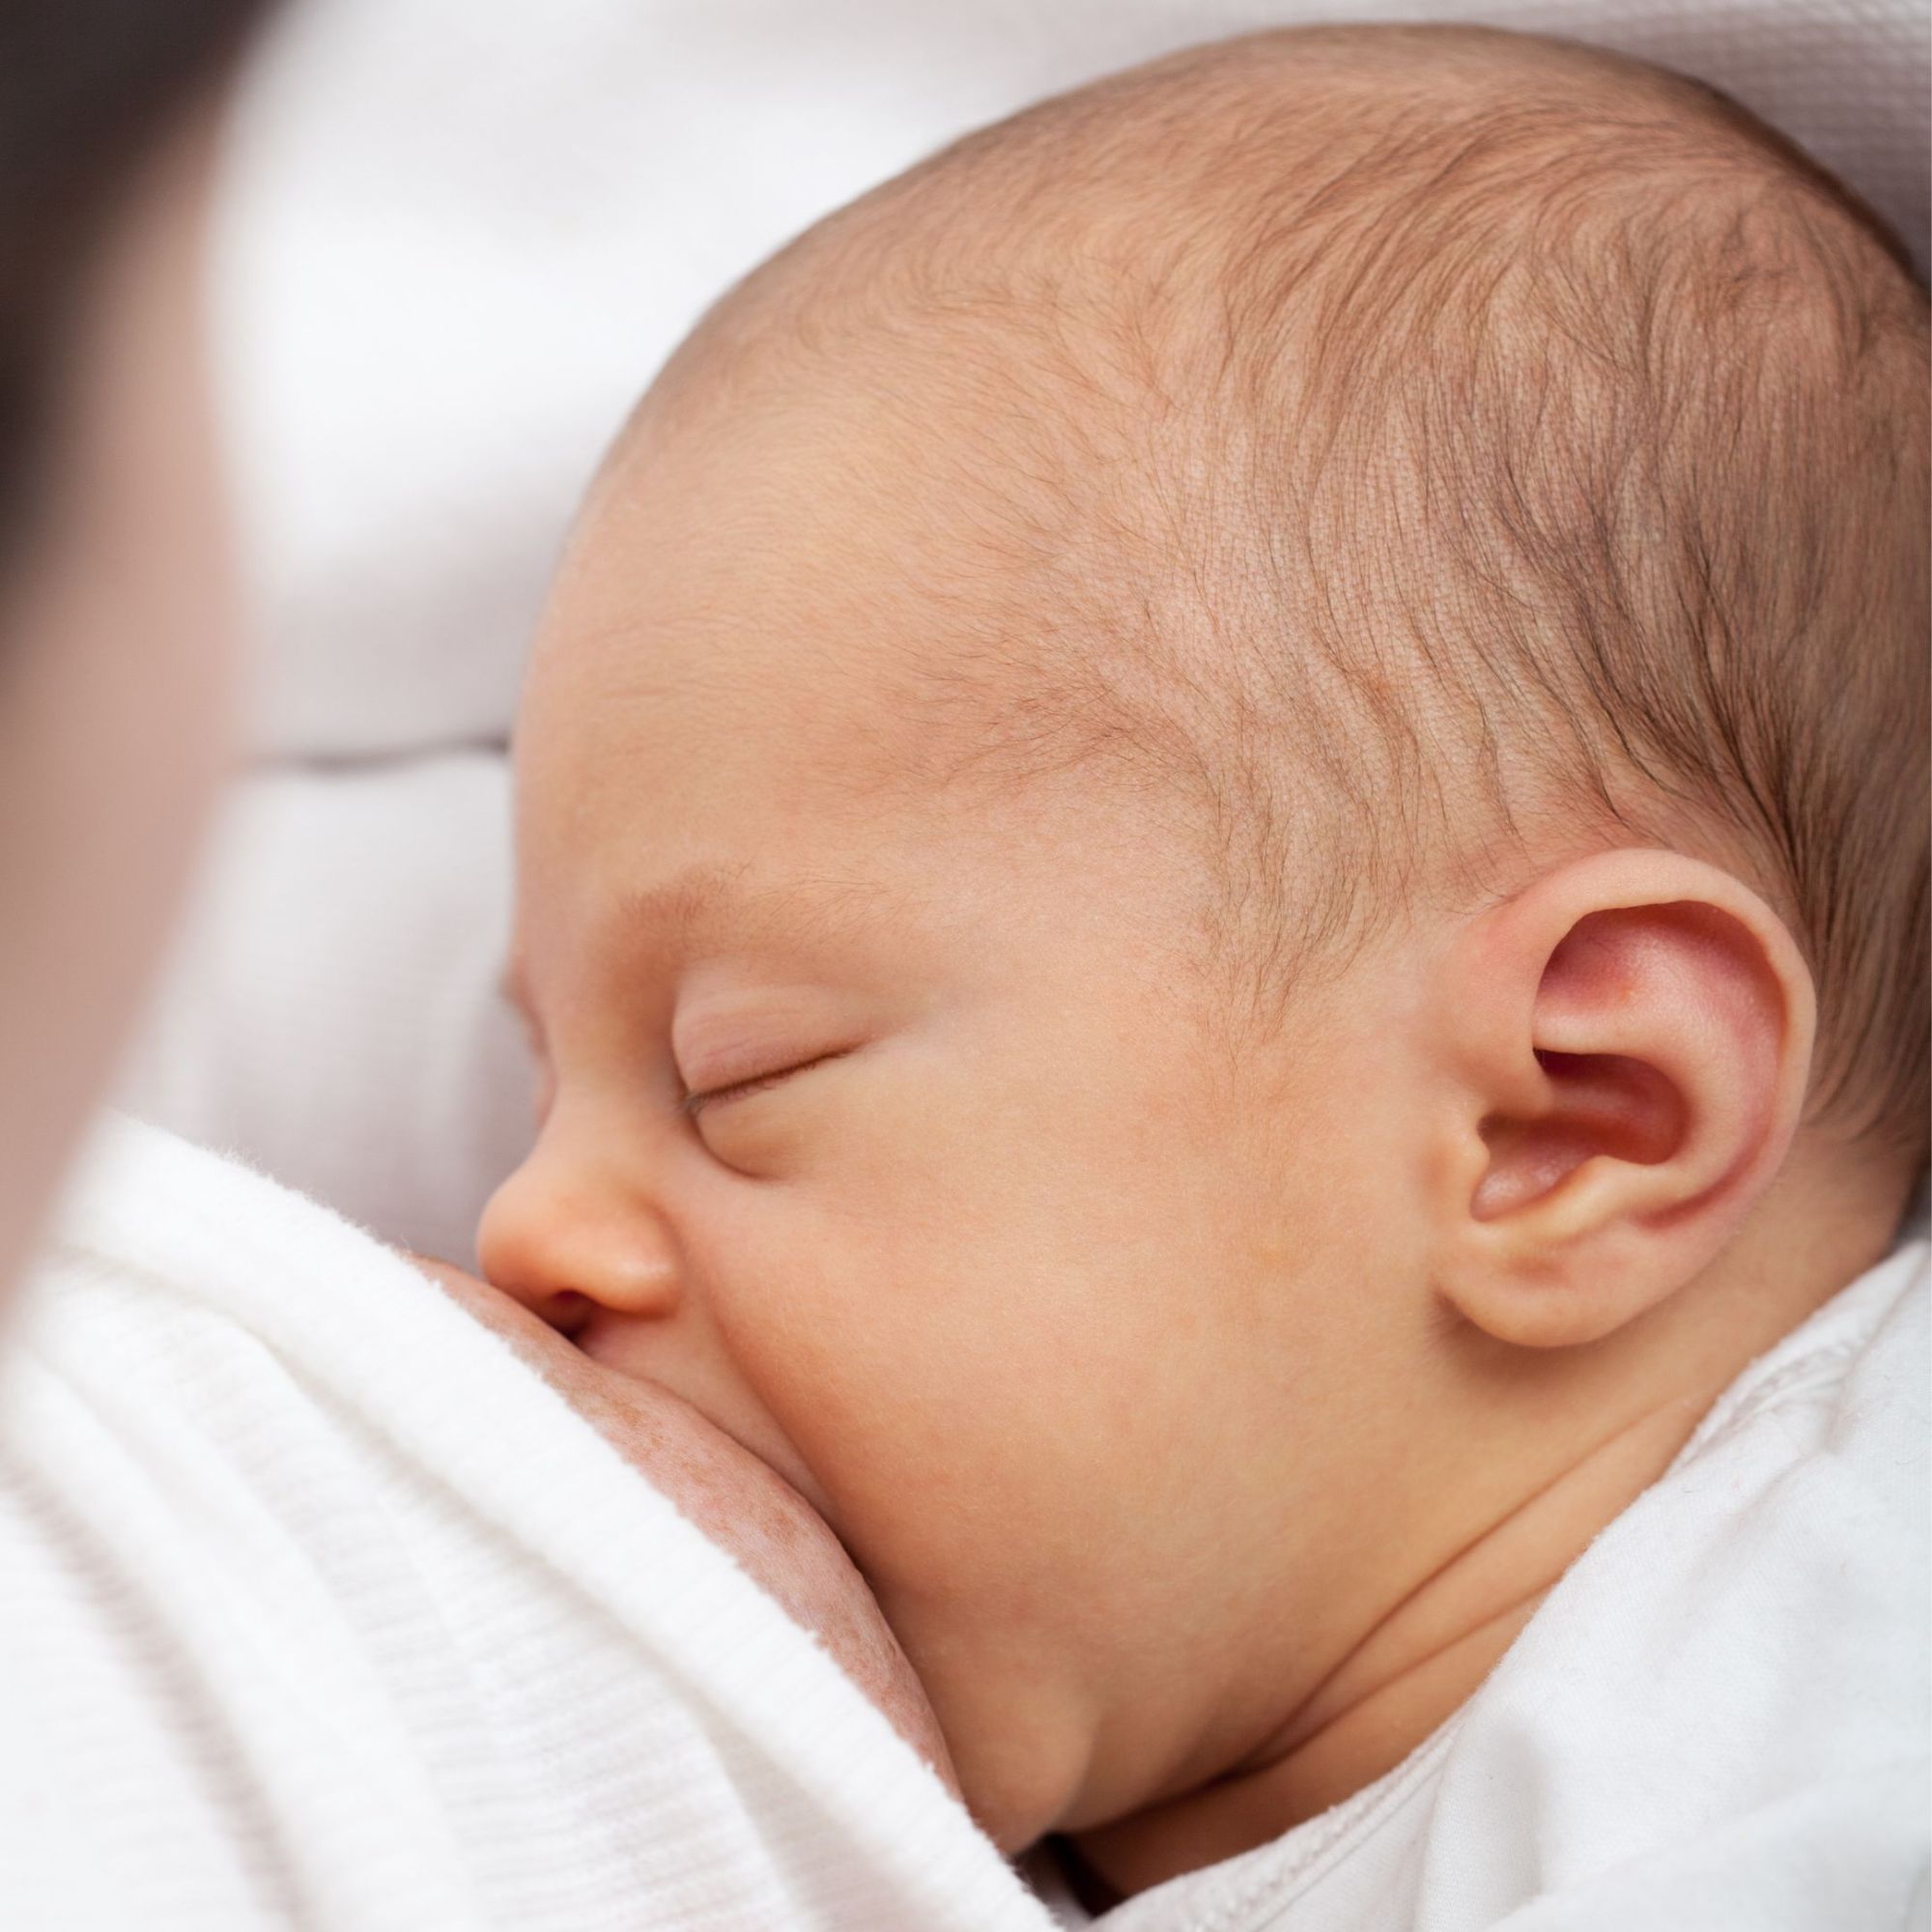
1435 853 1816 1350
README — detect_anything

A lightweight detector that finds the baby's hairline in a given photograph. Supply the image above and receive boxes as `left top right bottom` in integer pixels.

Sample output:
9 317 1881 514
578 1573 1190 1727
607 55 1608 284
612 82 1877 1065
592 23 1930 1151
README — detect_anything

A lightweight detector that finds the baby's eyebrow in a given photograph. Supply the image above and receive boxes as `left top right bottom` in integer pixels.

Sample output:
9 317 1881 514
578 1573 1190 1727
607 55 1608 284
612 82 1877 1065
610 864 900 966
496 874 748 1020
502 867 914 1027
614 864 756 955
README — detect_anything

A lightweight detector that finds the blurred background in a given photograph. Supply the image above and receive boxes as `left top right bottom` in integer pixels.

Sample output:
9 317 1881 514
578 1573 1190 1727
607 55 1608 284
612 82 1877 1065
117 0 1931 1264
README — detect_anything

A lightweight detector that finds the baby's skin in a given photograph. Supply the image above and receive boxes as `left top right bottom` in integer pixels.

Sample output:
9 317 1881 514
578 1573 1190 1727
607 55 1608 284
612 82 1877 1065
472 24 1925 1903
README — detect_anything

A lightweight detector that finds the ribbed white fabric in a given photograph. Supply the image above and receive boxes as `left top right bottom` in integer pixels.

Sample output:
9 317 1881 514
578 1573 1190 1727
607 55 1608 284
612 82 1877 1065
0 1117 1058 1931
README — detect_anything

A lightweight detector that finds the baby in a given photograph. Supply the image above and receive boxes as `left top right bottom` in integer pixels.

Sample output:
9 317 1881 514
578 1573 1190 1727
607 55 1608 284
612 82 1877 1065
480 23 1929 1918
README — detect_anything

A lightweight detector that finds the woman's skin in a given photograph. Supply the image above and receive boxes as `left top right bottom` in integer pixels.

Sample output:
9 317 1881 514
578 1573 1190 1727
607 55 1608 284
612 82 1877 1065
0 86 934 1774
0 108 236 1309
415 1255 956 1782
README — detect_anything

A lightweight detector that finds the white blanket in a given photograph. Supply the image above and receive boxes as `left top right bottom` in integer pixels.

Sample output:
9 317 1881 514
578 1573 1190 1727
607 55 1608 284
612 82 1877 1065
0 1118 1055 1931
121 753 531 1262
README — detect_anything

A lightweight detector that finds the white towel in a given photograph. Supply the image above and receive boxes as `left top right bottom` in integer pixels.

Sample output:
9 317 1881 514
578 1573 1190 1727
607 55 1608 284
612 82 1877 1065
0 1116 1056 1931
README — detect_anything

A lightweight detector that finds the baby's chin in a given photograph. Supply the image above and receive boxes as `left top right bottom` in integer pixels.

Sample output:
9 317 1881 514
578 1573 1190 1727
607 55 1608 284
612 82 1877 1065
415 1257 958 1789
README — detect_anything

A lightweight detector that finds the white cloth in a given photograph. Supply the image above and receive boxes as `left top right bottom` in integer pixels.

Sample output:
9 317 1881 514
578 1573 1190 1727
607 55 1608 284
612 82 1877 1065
1036 1231 1932 1931
119 753 531 1263
26 1154 1922 1932
0 1117 1056 1932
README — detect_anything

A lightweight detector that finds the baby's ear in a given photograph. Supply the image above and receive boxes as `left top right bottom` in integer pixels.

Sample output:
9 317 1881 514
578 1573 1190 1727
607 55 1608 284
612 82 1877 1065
1427 849 1815 1349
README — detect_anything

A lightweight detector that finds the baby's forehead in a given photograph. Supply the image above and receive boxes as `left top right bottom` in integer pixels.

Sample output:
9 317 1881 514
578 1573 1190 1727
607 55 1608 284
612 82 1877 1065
593 42 1845 765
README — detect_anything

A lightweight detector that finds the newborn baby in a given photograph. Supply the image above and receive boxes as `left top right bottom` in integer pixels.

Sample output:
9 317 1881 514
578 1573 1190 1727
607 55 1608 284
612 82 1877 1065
481 24 1929 1919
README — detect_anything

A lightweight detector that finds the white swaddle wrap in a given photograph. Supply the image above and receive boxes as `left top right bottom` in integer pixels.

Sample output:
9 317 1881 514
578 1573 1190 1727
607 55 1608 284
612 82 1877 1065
0 1118 1054 1932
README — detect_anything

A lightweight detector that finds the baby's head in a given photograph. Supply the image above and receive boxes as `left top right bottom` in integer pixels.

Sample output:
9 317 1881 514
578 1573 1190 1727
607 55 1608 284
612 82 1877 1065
483 26 1927 1856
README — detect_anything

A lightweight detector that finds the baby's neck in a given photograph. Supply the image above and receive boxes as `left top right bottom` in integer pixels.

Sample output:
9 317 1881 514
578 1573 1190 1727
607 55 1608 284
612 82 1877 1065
1068 1140 1916 1903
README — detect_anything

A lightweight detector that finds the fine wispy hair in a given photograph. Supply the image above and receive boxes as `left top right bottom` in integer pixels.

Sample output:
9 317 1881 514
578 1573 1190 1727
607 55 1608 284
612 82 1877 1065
646 25 1931 1151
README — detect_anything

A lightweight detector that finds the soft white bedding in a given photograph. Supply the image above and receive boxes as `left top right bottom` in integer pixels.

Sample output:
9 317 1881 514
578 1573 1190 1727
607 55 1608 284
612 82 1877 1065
122 753 528 1261
1 1116 1052 1930
126 0 1930 1252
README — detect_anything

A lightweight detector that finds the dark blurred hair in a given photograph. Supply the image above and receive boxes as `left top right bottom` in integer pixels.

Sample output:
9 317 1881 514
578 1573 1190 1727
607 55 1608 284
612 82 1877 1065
0 0 271 541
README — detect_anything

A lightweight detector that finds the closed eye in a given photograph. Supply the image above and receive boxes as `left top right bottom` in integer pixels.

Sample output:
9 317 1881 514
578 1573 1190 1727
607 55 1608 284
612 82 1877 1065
680 1046 856 1118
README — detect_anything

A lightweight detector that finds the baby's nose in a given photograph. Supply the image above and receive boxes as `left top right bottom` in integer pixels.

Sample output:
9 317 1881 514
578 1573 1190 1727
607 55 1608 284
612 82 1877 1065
477 1151 685 1332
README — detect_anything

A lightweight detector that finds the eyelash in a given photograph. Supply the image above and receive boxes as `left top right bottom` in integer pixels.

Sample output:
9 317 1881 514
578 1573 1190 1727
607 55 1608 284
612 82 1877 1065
680 1047 853 1119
